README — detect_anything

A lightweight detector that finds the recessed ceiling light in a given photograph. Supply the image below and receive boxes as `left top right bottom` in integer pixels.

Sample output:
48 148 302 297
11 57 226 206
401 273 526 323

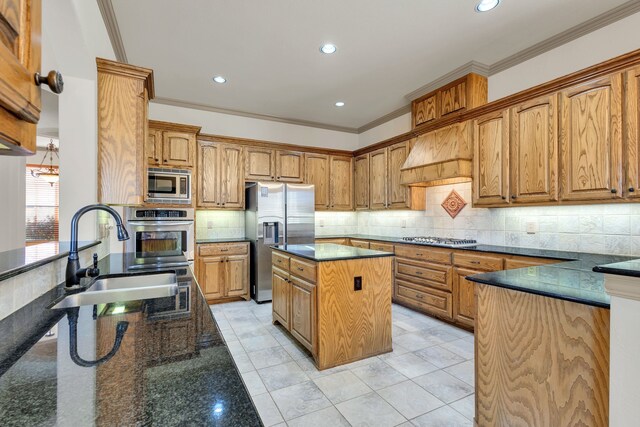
320 44 337 54
475 0 500 12
335 101 345 107
212 76 227 84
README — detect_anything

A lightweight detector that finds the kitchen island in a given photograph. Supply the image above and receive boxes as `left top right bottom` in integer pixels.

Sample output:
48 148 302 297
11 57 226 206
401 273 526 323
0 253 261 426
271 243 394 370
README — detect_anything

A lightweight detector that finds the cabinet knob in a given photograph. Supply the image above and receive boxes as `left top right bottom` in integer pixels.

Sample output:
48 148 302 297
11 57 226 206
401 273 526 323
222 203 226 206
35 70 64 93
611 188 618 194
510 195 517 199
630 187 635 193
501 196 506 200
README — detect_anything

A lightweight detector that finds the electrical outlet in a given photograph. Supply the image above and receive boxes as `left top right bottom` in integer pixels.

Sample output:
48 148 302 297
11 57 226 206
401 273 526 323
354 276 362 291
319 219 325 227
207 221 214 229
401 220 407 228
525 221 538 234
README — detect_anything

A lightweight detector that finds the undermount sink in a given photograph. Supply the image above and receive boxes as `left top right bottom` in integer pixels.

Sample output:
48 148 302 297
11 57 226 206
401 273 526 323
50 272 179 309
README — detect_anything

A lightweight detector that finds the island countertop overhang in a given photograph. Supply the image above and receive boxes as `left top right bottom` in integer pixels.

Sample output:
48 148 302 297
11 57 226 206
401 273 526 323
271 243 395 262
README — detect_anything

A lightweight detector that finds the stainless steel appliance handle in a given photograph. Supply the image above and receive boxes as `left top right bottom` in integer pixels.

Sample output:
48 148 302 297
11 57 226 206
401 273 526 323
128 261 190 270
127 221 194 226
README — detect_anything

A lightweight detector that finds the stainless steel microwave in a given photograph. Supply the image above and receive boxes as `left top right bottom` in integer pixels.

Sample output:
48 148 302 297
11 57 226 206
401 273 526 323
147 167 191 204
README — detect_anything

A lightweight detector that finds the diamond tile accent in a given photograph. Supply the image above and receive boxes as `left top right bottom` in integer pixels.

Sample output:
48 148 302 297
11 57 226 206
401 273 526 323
441 189 467 218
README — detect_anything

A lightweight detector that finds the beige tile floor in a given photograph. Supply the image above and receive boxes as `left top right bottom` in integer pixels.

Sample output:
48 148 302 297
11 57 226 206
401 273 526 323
211 300 475 427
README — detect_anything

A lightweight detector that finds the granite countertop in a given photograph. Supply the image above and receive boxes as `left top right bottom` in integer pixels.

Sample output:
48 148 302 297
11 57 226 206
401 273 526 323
196 237 252 244
593 259 640 278
0 253 261 426
272 243 394 262
317 234 638 308
0 241 101 282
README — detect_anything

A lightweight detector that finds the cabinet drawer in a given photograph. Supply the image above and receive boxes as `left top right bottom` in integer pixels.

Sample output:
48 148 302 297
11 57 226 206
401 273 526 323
396 259 452 292
350 239 370 249
503 257 561 270
272 251 290 270
199 243 248 256
316 238 349 245
290 257 317 283
395 244 451 264
370 242 394 252
453 252 503 271
396 280 452 319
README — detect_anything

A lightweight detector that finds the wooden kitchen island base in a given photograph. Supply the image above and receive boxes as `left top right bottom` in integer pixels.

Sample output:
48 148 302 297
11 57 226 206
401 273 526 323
271 244 394 370
475 283 610 426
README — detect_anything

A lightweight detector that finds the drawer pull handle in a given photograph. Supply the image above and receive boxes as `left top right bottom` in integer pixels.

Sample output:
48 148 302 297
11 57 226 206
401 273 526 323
220 248 229 252
415 271 423 275
416 253 423 256
297 267 304 271
415 294 424 299
470 260 480 264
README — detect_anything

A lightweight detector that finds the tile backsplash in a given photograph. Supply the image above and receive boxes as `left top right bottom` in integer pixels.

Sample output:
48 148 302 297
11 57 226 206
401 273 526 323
196 182 640 256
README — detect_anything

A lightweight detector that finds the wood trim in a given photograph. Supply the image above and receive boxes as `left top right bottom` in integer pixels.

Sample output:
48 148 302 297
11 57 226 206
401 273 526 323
96 58 154 99
96 0 127 63
148 119 201 134
198 133 353 157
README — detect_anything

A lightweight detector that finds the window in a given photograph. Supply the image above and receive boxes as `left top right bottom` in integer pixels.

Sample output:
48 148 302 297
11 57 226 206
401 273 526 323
25 165 59 244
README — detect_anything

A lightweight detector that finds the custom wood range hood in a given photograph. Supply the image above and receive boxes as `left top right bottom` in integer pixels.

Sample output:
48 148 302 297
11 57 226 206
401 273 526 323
400 121 473 187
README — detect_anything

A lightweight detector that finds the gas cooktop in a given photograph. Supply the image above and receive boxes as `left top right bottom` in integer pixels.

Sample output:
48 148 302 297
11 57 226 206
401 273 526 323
402 236 478 248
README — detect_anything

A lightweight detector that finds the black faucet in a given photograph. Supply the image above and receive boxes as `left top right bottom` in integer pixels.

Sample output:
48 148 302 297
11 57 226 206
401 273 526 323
65 204 130 289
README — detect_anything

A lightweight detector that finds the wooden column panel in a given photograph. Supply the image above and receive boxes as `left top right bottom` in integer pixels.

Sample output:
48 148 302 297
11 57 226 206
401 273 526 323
473 110 510 206
559 73 623 201
510 94 559 203
625 66 640 199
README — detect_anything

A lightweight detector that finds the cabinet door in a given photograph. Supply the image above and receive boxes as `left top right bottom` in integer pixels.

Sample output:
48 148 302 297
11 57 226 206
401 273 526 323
162 131 194 167
0 0 40 154
510 95 559 203
197 142 221 208
272 267 291 329
276 150 304 182
226 255 248 298
354 154 370 210
290 276 316 353
440 81 466 117
147 128 163 165
387 142 410 209
414 94 438 127
329 155 353 210
473 110 510 206
453 268 477 328
369 148 388 210
305 153 330 209
197 256 225 300
559 74 623 201
220 144 244 208
245 147 276 181
625 66 640 199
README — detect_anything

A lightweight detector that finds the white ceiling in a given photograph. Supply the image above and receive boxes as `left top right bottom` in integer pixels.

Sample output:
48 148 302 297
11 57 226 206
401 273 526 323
111 0 630 130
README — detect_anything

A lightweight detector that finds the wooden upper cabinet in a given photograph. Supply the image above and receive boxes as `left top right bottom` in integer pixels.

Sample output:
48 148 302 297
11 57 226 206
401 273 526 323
0 0 41 155
559 73 623 201
387 142 410 209
625 66 640 199
411 73 487 129
219 144 244 208
473 110 510 206
413 94 437 127
162 131 195 167
510 95 559 203
97 59 154 206
198 141 244 209
146 128 163 165
440 81 466 117
304 153 330 209
329 155 353 210
276 150 304 182
369 148 388 210
354 154 370 210
245 147 276 181
197 141 221 208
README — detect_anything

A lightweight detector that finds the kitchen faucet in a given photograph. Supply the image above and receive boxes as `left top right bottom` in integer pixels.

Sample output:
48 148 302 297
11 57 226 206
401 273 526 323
66 204 130 289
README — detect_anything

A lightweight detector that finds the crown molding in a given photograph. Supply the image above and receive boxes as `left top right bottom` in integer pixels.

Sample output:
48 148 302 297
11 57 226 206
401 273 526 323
96 0 127 63
489 0 640 75
151 97 359 134
357 105 411 134
405 61 490 102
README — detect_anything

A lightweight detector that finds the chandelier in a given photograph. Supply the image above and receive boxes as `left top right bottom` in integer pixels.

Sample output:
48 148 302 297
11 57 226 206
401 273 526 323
31 140 59 186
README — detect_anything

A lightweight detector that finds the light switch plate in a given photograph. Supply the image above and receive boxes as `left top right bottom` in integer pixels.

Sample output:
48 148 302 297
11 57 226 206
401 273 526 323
525 221 538 234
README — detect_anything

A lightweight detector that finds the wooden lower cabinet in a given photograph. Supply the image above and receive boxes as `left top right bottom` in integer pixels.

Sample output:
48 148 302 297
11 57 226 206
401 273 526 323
349 239 370 249
315 238 350 245
271 266 291 329
196 243 250 303
289 275 316 352
452 268 479 328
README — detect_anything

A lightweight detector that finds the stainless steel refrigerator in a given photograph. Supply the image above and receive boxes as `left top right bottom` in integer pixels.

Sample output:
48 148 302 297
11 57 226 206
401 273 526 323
245 182 315 303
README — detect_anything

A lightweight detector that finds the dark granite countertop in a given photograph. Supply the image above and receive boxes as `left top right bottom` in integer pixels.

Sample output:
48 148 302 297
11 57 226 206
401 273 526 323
196 237 252 244
0 241 101 282
316 234 639 308
272 243 394 262
0 253 261 426
593 259 640 278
